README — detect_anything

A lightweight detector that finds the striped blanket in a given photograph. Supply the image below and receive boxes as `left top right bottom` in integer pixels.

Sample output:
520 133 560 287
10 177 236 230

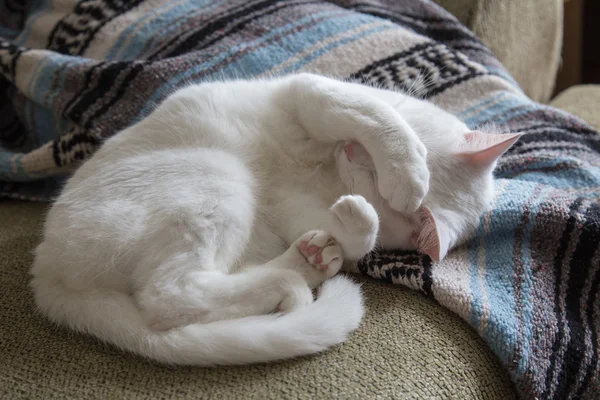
1 1 599 398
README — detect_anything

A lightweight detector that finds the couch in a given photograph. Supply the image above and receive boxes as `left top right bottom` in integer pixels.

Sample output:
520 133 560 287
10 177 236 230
1 0 595 398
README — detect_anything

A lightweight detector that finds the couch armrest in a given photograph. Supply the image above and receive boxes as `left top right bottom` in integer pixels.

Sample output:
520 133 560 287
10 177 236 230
434 0 563 104
551 85 600 131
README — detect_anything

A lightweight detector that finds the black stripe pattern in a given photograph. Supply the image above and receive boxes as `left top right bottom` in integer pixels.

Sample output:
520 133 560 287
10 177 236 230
350 42 488 98
47 0 145 56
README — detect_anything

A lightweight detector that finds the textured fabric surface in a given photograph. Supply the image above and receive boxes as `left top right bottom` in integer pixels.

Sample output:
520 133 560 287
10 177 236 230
551 85 600 131
432 0 562 103
433 0 477 26
0 202 517 399
0 1 599 399
468 0 562 103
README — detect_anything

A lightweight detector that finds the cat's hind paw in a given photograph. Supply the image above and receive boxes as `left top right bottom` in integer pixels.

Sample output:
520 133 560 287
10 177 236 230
296 230 343 279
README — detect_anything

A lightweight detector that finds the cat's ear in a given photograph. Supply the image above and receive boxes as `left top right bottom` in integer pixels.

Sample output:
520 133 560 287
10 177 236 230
458 131 521 168
411 207 450 262
344 141 373 166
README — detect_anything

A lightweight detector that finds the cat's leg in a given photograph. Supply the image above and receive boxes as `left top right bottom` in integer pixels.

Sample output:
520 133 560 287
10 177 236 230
262 229 344 289
136 228 346 331
284 73 429 213
137 228 347 331
273 193 378 264
136 255 315 331
326 195 380 260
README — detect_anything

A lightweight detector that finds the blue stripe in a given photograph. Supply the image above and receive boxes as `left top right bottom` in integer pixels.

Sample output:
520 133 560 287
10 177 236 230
33 105 59 145
464 98 524 127
0 150 26 181
516 185 551 374
277 23 394 75
105 0 221 60
14 0 51 46
26 53 89 107
483 65 522 89
38 56 88 138
47 62 79 136
26 53 53 97
509 165 600 189
488 104 545 126
0 26 20 39
463 96 537 127
207 14 383 79
24 55 55 145
479 181 537 362
23 100 35 145
23 54 88 146
469 197 488 331
136 12 377 121
457 92 507 122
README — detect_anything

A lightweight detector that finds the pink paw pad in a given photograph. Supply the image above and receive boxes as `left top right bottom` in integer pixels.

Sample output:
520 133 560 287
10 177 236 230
307 245 320 255
299 241 309 252
314 253 322 264
299 241 329 270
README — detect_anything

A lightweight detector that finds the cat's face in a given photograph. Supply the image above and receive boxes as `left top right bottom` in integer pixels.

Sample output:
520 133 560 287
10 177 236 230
335 132 520 261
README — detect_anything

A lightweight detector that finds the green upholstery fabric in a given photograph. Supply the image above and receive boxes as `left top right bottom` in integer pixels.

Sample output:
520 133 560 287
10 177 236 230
551 85 600 131
0 202 516 399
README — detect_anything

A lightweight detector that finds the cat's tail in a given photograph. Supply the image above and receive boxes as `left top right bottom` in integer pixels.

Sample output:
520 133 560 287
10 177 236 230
32 275 364 365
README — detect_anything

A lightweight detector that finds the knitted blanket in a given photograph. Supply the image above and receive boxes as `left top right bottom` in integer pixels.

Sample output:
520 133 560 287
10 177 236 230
1 1 598 398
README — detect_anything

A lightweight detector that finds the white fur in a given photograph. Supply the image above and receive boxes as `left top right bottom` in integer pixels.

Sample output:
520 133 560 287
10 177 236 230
31 73 500 365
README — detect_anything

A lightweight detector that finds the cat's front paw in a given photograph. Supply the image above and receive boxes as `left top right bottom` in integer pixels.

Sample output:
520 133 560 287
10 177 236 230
378 140 429 213
294 230 343 287
329 195 379 260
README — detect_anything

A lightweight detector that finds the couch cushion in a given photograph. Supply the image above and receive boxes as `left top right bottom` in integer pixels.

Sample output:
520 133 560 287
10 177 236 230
434 0 563 103
0 201 516 399
551 84 600 131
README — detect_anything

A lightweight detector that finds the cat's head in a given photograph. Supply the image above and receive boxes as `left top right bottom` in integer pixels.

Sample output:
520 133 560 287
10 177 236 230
335 131 520 261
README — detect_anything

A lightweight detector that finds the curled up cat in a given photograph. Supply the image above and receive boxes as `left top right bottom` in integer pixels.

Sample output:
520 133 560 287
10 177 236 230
31 73 520 365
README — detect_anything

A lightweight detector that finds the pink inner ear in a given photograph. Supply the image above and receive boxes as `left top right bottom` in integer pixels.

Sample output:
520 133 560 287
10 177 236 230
459 131 522 168
344 142 354 160
415 207 450 262
344 141 373 166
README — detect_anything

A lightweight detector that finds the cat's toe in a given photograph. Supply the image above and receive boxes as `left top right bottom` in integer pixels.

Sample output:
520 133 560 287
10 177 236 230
379 163 430 213
297 230 343 277
375 138 430 213
327 196 378 260
330 195 379 234
316 244 343 274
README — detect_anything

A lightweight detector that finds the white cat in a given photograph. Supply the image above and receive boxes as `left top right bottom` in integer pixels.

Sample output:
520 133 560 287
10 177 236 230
30 73 519 366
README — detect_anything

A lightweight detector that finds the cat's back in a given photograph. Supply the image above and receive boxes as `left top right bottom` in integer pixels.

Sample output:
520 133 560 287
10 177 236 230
35 145 256 290
100 81 266 154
